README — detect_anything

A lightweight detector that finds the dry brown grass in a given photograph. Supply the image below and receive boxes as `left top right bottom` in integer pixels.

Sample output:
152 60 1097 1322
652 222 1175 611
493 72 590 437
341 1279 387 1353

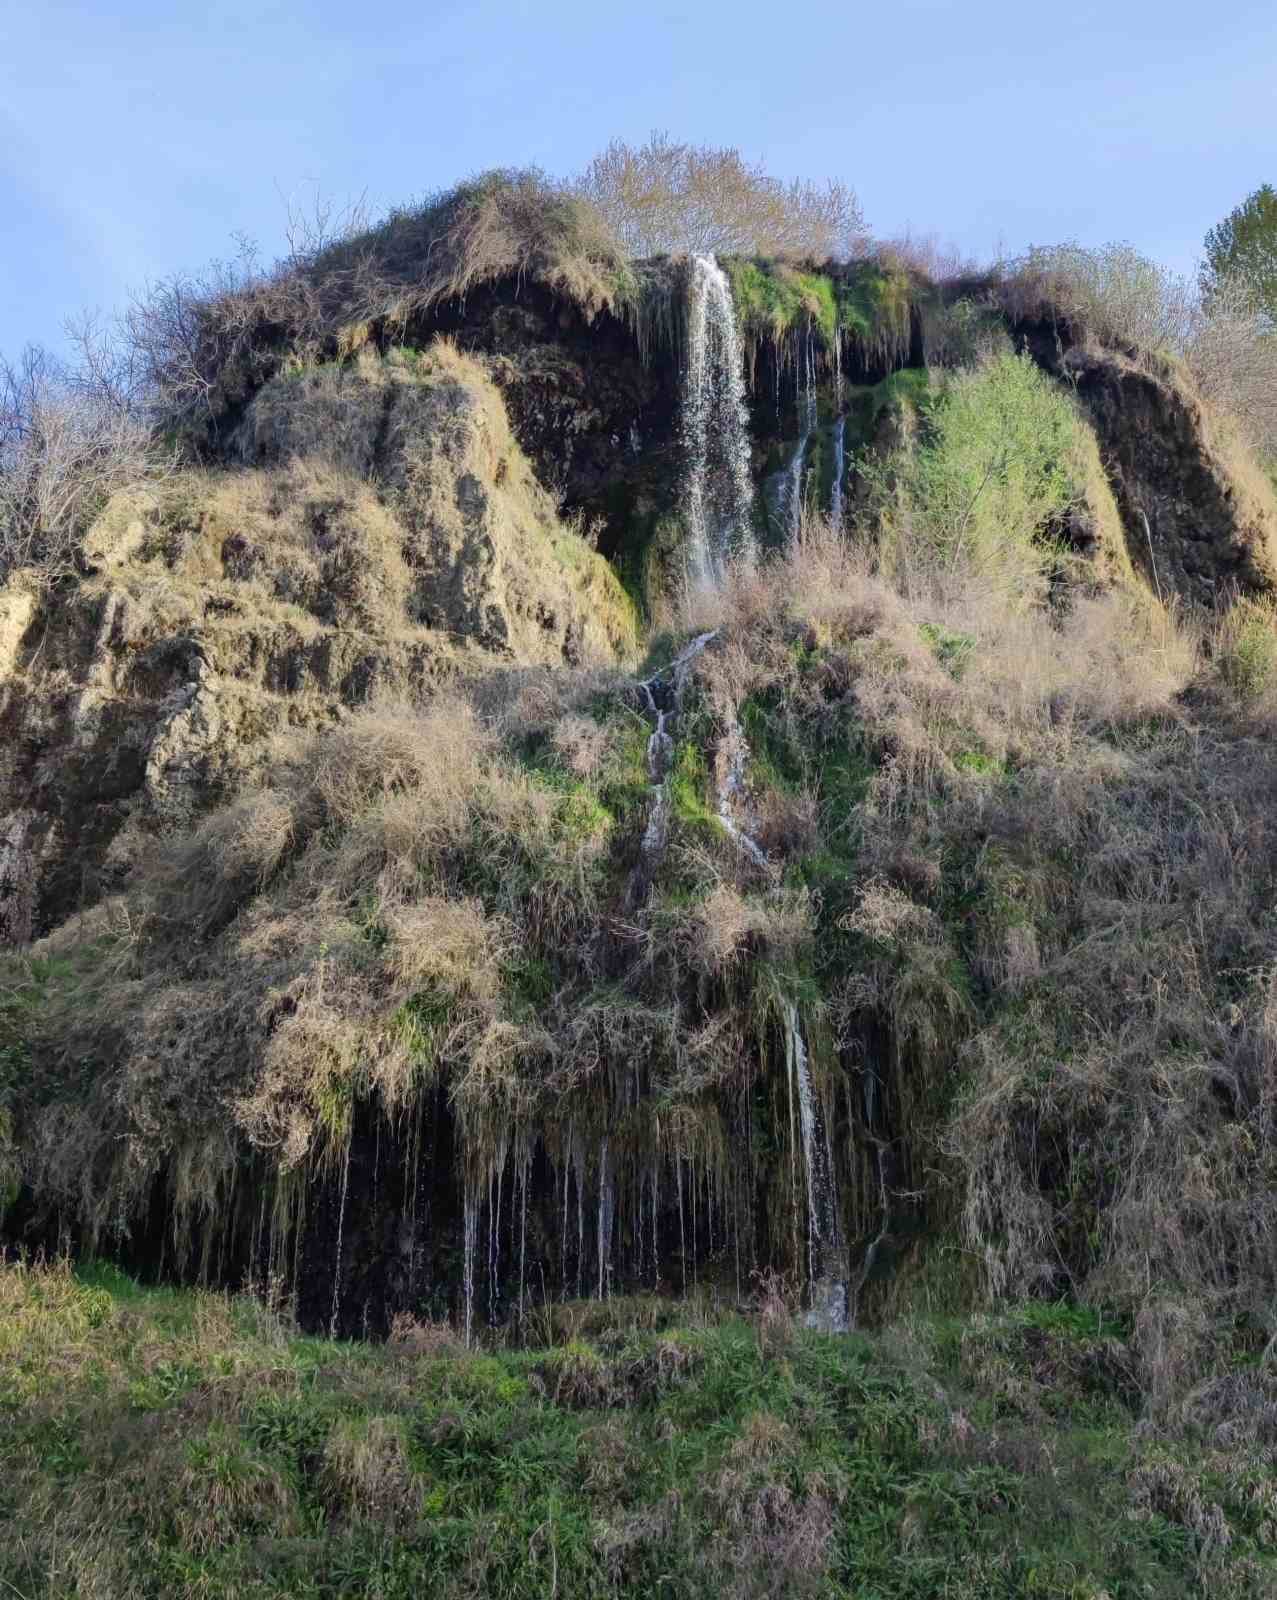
698 1410 838 1599
321 1414 420 1523
130 170 629 435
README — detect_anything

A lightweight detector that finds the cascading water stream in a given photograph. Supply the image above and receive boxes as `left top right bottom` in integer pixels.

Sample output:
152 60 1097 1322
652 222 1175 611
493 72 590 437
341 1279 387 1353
681 255 755 585
782 999 848 1333
776 333 818 540
829 415 846 529
715 704 771 870
626 631 719 907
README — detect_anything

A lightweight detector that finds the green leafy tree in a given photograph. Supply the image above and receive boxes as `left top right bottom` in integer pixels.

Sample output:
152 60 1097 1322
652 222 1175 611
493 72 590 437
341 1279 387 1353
1203 184 1277 325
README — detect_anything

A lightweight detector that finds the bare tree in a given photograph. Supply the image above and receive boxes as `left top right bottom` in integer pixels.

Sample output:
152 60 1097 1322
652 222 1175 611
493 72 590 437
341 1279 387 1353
278 182 375 269
0 344 158 584
1184 273 1277 458
574 133 865 260
121 246 266 427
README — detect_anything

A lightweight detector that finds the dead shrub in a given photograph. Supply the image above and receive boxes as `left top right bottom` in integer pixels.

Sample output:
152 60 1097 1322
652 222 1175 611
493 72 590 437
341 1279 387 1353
698 1412 838 1599
157 1422 297 1553
386 1310 466 1358
1128 1456 1233 1561
617 1334 706 1401
1 345 164 584
577 1418 638 1502
321 1414 419 1524
684 884 762 973
534 1342 624 1409
144 787 298 940
551 712 615 779
753 1268 796 1359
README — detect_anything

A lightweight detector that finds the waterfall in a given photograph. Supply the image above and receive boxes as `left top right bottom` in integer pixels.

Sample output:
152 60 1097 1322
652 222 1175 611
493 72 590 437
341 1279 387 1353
681 256 755 585
626 631 719 907
782 1000 848 1332
829 415 846 529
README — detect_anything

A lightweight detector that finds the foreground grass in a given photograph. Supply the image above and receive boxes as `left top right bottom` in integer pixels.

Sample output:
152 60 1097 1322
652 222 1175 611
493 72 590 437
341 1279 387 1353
3 1262 1275 1598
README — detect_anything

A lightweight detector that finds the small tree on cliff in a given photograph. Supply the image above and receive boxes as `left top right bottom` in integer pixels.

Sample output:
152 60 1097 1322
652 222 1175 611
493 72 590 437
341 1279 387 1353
1203 184 1277 328
574 132 864 260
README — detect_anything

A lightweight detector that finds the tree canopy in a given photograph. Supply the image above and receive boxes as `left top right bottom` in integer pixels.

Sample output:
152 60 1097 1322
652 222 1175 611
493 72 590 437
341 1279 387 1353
1203 183 1277 325
573 132 864 261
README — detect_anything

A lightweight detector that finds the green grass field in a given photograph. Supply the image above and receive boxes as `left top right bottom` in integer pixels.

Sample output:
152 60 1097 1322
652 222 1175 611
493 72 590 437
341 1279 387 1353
3 1259 1274 1599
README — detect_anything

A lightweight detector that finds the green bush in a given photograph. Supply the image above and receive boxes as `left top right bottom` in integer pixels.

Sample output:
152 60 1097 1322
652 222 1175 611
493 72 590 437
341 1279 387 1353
1216 596 1277 697
880 350 1082 598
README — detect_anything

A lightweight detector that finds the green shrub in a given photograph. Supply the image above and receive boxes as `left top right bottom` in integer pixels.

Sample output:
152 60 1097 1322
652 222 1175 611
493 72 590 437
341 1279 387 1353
879 350 1083 598
1216 596 1277 697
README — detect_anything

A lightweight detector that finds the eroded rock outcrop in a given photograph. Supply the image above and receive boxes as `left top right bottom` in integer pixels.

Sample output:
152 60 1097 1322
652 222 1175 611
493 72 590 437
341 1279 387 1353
0 346 636 939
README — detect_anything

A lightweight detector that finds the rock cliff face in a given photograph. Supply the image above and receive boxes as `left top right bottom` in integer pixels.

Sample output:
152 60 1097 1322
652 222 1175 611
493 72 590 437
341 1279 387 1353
8 246 1277 1371
1016 321 1277 603
5 266 1277 948
0 345 636 938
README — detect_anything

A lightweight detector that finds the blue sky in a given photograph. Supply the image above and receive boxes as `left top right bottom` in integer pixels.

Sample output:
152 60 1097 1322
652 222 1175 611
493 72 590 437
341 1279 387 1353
3 0 1275 357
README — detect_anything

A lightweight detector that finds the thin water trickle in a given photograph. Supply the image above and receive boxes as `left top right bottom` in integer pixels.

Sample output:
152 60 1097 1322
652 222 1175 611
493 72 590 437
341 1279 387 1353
782 1000 848 1332
681 255 755 584
488 1165 503 1327
830 415 846 529
715 703 771 870
596 1138 614 1299
626 631 719 907
831 336 845 528
463 1185 478 1348
517 1153 528 1327
329 1138 352 1339
776 334 818 540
